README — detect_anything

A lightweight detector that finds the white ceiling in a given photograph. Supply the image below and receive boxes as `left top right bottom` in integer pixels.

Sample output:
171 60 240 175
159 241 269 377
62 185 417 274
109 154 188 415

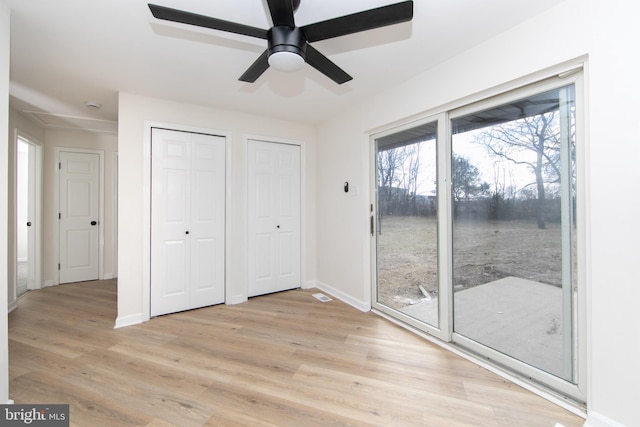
6 0 565 131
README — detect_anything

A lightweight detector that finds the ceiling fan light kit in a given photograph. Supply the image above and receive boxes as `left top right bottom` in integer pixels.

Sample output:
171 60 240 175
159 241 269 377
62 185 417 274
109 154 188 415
148 0 413 84
267 26 307 72
268 51 305 72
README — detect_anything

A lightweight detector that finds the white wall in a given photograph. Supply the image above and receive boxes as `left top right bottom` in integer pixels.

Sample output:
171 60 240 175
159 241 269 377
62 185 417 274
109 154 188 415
583 1 640 426
116 92 317 327
1 0 11 405
316 0 639 426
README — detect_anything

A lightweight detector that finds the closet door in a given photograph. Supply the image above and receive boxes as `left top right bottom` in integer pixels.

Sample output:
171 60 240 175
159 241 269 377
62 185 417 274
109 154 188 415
151 128 225 316
247 140 301 297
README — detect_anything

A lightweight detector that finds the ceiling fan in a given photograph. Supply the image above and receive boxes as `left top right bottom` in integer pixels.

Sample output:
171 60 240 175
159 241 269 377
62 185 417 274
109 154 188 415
148 0 414 84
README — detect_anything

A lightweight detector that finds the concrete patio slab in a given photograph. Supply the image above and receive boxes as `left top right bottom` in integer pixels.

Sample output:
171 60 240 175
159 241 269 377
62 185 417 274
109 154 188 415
399 276 568 377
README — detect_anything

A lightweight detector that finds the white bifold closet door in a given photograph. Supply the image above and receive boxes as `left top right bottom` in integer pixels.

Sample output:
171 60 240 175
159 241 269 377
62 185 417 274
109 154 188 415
247 139 301 297
151 128 225 317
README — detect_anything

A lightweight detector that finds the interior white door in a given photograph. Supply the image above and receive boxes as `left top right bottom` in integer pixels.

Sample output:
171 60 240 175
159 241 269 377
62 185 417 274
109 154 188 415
151 128 226 316
247 140 301 297
59 151 100 284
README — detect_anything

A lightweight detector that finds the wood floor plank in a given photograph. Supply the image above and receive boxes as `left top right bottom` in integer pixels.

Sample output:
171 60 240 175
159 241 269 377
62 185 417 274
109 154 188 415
10 370 152 427
61 352 218 427
202 380 370 427
8 280 585 426
107 340 239 385
8 339 79 379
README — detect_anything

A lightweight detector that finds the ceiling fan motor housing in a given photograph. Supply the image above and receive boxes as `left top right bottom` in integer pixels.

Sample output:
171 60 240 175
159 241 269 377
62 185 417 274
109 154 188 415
268 26 307 59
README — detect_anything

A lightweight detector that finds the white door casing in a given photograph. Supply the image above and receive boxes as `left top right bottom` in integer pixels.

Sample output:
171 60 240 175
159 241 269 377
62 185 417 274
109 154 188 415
247 140 301 297
17 134 44 293
151 128 225 316
59 151 100 284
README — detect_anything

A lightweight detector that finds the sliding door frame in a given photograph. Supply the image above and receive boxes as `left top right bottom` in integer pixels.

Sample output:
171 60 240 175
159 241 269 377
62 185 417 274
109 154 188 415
369 70 586 405
370 113 450 342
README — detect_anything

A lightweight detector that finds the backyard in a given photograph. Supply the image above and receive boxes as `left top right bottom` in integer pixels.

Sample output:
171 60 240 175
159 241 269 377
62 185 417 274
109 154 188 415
376 215 564 310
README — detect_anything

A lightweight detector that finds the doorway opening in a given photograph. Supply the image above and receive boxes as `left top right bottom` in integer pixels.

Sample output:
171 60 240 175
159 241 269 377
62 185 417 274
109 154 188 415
16 134 43 297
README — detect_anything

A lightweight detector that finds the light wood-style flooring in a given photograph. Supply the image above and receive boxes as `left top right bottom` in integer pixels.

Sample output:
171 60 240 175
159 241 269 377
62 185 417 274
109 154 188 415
8 280 585 426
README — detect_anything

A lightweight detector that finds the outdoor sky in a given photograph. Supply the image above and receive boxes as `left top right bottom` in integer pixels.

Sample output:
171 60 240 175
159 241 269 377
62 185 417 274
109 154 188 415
414 131 538 197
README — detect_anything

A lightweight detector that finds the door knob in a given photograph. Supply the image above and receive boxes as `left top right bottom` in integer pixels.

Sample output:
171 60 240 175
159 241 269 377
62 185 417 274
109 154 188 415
26 221 32 227
90 221 97 226
185 231 189 235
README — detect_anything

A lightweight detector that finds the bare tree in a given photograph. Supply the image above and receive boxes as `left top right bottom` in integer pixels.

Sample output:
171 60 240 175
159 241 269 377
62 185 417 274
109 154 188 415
399 143 421 214
378 143 422 215
476 112 562 229
378 147 405 214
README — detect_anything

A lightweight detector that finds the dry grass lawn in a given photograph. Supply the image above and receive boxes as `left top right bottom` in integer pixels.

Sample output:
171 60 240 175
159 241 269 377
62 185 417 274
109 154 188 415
376 215 564 309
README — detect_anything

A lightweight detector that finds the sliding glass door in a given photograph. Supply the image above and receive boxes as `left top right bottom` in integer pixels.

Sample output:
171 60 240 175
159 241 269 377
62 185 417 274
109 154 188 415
374 120 440 330
372 75 583 400
451 84 577 383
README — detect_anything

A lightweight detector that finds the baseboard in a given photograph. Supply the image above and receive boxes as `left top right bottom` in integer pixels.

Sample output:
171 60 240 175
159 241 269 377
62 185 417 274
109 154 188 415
7 300 17 313
102 273 115 280
43 280 54 287
3 400 14 404
227 294 247 305
301 280 316 290
584 412 626 427
114 313 144 329
311 280 371 312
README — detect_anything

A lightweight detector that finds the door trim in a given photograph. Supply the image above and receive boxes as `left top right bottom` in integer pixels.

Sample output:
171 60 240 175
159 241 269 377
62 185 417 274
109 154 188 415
12 130 43 297
369 113 450 343
113 152 118 279
54 147 105 285
367 70 587 406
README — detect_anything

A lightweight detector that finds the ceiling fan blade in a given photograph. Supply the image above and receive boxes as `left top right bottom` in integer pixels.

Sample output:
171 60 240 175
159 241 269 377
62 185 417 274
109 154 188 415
301 1 413 43
266 0 295 27
305 45 352 85
148 4 268 39
239 50 270 83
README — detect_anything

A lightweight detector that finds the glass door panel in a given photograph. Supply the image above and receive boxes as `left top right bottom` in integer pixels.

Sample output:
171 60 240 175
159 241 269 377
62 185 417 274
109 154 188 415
451 85 576 382
375 121 439 328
